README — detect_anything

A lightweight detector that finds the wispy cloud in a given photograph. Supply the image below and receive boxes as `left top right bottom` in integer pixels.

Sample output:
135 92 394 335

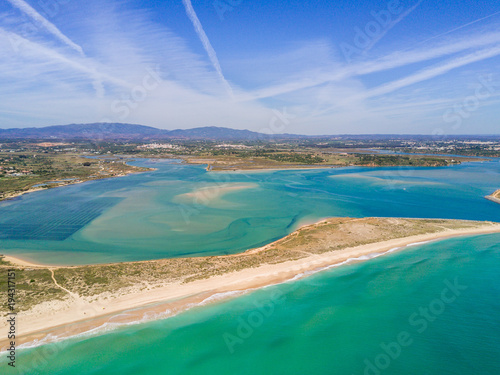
0 1 268 129
6 0 84 55
0 28 130 91
408 10 500 50
0 0 499 134
357 45 500 100
239 31 500 102
310 44 500 117
181 0 233 97
365 0 424 53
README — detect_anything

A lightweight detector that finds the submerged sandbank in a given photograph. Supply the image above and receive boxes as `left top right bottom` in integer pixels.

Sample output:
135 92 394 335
173 183 259 206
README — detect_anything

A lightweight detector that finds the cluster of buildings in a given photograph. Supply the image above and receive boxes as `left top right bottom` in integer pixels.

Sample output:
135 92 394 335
0 166 32 176
138 143 182 150
214 144 252 149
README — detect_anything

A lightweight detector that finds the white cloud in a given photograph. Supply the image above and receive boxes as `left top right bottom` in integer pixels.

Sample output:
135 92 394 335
242 31 500 102
181 0 233 97
313 43 500 116
6 0 84 54
0 0 499 134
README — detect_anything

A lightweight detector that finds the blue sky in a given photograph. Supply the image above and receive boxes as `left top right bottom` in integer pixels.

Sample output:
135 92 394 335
1 0 499 134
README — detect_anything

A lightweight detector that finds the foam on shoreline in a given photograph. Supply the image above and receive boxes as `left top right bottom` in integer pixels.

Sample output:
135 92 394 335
3 222 500 352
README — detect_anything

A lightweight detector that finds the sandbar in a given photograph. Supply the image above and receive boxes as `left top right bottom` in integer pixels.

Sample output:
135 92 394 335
1 218 500 350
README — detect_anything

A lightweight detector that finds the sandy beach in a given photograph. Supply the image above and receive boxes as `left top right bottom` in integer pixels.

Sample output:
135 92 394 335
486 189 500 204
2 220 500 351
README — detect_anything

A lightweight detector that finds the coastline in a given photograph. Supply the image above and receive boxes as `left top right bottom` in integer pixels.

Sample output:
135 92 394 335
486 189 500 205
0 179 89 203
1 255 56 268
0 167 155 203
2 220 500 350
206 165 342 172
179 153 476 173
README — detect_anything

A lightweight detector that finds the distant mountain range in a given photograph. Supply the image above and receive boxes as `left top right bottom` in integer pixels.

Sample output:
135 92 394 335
0 123 497 141
0 123 302 141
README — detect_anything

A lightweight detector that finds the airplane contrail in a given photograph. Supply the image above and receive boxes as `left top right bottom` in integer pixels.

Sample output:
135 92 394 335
1 28 131 91
182 0 233 97
313 44 500 117
365 0 424 53
6 0 84 55
409 9 500 49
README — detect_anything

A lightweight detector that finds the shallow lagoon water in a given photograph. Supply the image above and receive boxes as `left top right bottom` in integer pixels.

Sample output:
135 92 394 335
0 159 499 264
1 159 500 374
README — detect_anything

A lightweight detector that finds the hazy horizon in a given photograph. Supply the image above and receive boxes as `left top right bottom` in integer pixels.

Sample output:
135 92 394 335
1 0 499 135
1 122 500 136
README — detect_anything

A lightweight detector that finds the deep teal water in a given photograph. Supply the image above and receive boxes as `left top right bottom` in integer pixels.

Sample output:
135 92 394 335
4 234 500 375
0 159 499 264
1 159 499 374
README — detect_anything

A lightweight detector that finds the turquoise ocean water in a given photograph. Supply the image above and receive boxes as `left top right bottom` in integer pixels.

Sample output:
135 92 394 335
4 234 500 374
1 159 500 374
0 159 499 264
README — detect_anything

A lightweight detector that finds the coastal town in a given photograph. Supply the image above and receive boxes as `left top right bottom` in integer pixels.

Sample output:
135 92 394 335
3 133 496 200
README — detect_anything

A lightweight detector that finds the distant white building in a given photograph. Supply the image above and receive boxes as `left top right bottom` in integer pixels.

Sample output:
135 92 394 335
215 144 251 149
138 143 180 150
